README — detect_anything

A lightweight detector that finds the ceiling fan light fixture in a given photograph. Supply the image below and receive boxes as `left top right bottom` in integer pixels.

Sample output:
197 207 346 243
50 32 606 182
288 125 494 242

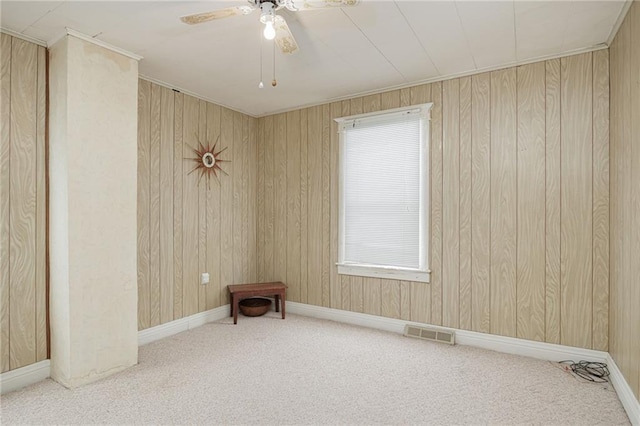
259 1 277 40
263 20 276 40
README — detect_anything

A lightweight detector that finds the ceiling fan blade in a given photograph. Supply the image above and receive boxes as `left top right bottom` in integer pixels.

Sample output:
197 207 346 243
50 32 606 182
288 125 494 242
180 5 255 25
294 0 360 10
274 15 299 55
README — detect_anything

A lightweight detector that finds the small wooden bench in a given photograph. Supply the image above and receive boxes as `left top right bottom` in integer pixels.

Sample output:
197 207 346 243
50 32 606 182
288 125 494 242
228 282 287 325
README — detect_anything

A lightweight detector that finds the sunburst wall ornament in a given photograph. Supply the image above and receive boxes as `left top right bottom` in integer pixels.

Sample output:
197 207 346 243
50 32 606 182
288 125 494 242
185 135 230 187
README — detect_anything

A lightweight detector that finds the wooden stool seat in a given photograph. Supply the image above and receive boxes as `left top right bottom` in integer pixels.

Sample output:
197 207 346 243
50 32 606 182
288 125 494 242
228 282 287 324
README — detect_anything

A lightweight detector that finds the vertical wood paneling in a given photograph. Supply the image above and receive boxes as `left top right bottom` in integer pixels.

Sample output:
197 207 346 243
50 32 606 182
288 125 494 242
206 103 221 309
471 72 491 334
410 282 431 323
257 118 265 282
545 59 561 344
442 79 460 329
591 49 609 352
321 104 331 307
380 279 400 319
410 84 429 106
1 35 47 371
299 109 308 302
0 33 12 372
560 53 593 349
149 84 161 327
490 68 517 338
173 92 184 319
459 76 472 331
198 100 207 312
350 276 364 313
516 62 546 342
9 38 38 369
137 81 151 330
363 278 381 316
233 111 244 285
35 45 46 362
399 281 411 321
609 31 620 388
286 110 301 302
242 115 250 282
609 1 640 400
430 82 443 326
262 115 274 282
307 106 323 306
137 82 258 331
631 2 640 398
220 107 234 304
592 50 609 351
251 58 610 358
249 118 258 282
616 18 632 395
182 95 199 317
400 88 411 107
159 87 174 324
381 90 400 110
275 114 287 285
329 102 341 309
259 57 609 356
341 275 351 311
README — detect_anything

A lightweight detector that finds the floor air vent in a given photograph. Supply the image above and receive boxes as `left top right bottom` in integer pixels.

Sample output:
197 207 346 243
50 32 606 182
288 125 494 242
403 325 455 345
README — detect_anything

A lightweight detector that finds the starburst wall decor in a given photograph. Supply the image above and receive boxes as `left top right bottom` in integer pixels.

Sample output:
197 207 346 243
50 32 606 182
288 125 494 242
185 135 230 187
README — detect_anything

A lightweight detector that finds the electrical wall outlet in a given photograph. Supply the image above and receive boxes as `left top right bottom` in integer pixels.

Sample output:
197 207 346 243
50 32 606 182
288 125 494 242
201 273 209 285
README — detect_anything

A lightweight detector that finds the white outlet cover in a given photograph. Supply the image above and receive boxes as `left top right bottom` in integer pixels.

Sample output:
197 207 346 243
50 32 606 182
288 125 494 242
201 273 209 285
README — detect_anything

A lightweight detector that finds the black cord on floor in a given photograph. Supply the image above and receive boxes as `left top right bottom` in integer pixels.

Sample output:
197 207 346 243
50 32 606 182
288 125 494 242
559 360 610 383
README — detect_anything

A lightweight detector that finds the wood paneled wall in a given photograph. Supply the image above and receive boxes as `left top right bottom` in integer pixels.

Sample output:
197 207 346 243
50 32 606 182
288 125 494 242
610 0 640 401
137 79 258 330
257 53 610 350
0 34 47 373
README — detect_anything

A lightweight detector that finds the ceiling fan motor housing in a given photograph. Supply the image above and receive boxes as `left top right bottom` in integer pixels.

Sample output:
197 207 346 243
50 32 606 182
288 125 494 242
252 0 299 12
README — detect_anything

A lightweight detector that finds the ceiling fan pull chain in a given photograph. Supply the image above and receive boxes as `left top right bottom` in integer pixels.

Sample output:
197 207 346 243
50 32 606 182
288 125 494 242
259 26 265 89
272 37 277 87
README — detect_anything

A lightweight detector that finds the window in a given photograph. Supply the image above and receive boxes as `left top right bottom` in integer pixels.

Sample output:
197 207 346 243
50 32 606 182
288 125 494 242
336 104 431 283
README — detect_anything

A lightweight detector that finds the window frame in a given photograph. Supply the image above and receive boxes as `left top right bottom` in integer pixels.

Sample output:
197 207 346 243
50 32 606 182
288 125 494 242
335 103 432 284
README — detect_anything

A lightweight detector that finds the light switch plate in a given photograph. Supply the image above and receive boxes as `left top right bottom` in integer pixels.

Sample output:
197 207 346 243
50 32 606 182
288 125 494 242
201 273 209 285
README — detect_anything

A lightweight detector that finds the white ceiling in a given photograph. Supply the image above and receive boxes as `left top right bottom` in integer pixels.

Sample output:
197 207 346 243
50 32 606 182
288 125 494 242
0 0 629 116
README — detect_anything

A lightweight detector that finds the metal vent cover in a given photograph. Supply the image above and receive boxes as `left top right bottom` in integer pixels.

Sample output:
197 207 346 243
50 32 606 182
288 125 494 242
403 324 455 345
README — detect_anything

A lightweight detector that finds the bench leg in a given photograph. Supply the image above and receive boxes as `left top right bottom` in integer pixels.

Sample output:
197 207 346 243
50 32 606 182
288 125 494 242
233 295 239 325
274 294 280 313
281 291 285 320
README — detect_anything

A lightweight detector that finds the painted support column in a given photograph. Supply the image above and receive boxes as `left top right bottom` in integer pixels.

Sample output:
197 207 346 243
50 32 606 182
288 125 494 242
48 31 139 387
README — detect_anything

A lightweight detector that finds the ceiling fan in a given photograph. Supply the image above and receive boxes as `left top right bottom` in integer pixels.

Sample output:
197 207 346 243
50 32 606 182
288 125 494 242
180 0 361 55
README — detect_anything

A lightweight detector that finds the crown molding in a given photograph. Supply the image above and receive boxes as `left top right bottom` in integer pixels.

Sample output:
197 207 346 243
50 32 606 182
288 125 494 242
0 28 47 47
48 28 142 61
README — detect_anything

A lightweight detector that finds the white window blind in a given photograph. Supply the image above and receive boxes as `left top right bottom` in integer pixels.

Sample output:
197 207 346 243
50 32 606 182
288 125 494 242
337 105 431 282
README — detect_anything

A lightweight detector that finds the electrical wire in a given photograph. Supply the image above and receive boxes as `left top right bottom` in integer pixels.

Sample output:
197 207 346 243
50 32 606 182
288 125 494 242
559 360 610 383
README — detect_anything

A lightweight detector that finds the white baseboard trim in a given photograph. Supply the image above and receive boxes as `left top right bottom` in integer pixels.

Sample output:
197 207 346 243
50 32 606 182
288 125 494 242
286 301 608 363
607 354 640 425
138 304 230 346
0 360 50 394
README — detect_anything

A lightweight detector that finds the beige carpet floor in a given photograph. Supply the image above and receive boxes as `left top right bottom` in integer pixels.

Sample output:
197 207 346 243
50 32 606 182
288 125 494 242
0 312 630 425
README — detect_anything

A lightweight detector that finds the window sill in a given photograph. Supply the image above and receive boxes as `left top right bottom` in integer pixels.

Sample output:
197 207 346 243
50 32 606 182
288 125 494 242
337 263 430 283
